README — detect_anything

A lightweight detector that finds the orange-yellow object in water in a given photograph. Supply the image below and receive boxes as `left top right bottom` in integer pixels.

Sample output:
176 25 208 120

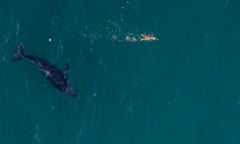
140 34 158 41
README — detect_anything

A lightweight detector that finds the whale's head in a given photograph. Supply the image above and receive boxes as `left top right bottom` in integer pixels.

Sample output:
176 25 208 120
65 86 78 98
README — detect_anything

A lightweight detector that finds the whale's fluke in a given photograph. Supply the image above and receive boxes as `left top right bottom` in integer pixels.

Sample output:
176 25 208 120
12 43 25 61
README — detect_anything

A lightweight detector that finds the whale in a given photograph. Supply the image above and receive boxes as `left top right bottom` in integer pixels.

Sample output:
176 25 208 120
12 43 77 97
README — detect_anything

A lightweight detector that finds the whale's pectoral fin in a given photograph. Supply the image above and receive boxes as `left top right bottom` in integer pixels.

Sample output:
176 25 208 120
64 61 70 79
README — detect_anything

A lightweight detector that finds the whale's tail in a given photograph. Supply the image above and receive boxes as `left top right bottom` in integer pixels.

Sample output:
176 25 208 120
12 43 25 61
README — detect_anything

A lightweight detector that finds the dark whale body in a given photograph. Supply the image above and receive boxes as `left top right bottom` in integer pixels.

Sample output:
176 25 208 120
12 43 77 97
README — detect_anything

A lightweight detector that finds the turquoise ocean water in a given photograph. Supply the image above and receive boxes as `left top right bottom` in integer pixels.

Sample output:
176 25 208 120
0 0 240 143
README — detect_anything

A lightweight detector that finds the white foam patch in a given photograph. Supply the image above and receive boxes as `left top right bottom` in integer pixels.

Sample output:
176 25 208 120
34 123 41 143
16 21 20 37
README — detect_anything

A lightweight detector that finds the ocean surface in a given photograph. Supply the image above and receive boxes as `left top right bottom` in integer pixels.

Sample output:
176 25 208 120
0 0 240 144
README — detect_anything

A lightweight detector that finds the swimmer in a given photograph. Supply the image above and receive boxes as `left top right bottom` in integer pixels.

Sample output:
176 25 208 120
140 34 158 41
